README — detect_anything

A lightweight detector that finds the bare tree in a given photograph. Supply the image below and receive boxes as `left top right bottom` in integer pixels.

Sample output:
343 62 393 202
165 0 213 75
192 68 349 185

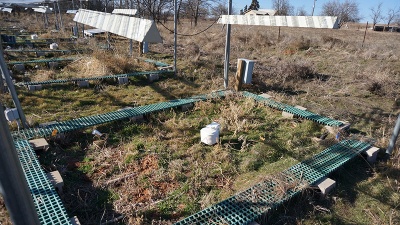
386 7 400 29
321 0 361 27
272 0 294 16
210 2 228 18
370 2 383 30
296 7 307 16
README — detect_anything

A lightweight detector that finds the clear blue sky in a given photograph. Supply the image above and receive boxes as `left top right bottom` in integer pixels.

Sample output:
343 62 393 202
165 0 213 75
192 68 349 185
232 0 400 23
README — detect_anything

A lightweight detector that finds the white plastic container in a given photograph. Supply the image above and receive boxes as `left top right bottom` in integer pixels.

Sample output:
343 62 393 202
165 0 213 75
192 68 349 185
4 108 19 122
50 43 58 49
31 34 38 40
206 122 221 131
201 127 219 145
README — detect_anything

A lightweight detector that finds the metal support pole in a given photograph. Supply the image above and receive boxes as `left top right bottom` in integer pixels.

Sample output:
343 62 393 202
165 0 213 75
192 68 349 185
0 102 41 225
312 0 317 16
173 0 177 76
53 1 59 30
129 39 133 56
0 41 29 128
223 0 232 89
57 1 63 30
386 114 400 155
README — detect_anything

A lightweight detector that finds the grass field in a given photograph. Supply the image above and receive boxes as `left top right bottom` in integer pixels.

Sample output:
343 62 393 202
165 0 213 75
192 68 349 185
1 13 400 225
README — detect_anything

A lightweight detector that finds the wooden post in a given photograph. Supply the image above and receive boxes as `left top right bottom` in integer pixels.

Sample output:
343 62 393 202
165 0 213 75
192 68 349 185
235 59 245 91
139 42 143 56
278 26 281 42
362 22 368 48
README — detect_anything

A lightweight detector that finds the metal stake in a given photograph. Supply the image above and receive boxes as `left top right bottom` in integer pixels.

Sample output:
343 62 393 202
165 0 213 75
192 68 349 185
223 0 232 89
386 114 400 155
174 0 177 76
0 102 40 225
0 41 29 128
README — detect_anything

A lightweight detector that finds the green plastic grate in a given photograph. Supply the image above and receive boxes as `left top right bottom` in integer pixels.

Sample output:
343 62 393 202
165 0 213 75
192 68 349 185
14 140 71 225
174 140 371 225
7 58 77 65
242 91 344 127
12 91 228 140
16 70 173 86
5 49 84 53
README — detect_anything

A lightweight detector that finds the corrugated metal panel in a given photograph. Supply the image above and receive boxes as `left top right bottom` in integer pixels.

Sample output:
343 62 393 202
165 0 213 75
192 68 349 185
73 9 162 43
112 8 137 16
33 7 52 13
218 15 339 29
2 8 13 13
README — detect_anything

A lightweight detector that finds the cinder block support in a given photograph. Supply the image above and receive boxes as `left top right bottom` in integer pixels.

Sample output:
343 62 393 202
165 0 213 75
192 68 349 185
13 64 25 73
70 216 82 225
46 170 64 193
146 73 159 82
48 61 58 69
117 107 144 122
181 103 194 112
282 105 307 119
35 51 45 57
39 121 58 128
28 138 49 151
364 147 380 163
258 93 272 99
314 177 336 195
28 84 42 91
325 121 351 135
117 76 129 85
76 80 89 87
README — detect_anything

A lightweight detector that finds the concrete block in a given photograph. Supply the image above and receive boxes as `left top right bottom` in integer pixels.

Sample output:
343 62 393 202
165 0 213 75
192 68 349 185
70 216 82 225
28 84 42 91
29 138 49 151
146 73 159 82
36 51 45 57
46 170 64 193
39 121 57 128
325 121 351 135
117 107 144 122
48 61 58 69
76 80 89 87
13 64 25 73
314 177 336 195
282 105 307 119
364 147 380 163
181 103 194 112
259 93 272 99
118 76 129 85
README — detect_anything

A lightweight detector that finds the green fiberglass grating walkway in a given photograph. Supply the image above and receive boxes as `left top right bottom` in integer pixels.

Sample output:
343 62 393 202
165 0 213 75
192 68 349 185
12 91 228 140
7 58 77 65
16 70 173 86
12 91 344 140
174 140 371 225
241 91 344 127
14 140 71 225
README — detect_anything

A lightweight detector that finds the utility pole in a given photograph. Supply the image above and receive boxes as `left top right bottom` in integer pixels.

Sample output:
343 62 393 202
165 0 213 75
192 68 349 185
312 0 317 16
223 0 232 89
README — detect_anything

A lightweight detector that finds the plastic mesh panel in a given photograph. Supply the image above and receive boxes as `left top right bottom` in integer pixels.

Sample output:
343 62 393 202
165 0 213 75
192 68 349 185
241 91 344 127
174 140 371 225
14 140 71 225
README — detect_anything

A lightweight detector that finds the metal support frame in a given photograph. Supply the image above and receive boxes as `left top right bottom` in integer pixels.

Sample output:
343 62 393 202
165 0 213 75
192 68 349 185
386 114 400 155
223 0 232 89
0 41 29 128
312 0 317 16
0 102 41 225
173 0 177 76
57 1 64 29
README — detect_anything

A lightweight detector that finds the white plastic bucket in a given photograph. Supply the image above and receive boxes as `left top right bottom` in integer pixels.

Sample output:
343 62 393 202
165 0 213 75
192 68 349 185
201 127 219 145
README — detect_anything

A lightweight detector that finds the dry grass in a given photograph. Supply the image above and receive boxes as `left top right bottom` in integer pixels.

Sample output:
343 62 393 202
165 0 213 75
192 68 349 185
1 13 400 225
